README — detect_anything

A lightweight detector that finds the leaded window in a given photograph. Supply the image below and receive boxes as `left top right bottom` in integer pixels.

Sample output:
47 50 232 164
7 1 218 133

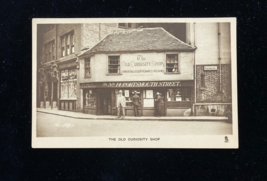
108 56 120 74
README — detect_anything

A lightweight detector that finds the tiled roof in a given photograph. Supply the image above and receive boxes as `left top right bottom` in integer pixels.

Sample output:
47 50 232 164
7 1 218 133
79 28 195 56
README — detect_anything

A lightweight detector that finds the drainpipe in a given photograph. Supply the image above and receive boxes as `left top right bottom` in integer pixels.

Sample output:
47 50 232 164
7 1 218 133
218 23 222 92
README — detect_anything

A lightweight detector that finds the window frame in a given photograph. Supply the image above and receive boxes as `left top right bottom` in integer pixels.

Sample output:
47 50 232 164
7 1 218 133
107 54 122 75
43 40 55 63
84 57 91 78
165 53 180 74
60 68 77 100
60 31 75 58
84 89 96 108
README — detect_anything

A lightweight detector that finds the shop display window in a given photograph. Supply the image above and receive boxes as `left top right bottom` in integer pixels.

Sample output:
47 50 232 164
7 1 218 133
143 89 154 107
84 89 96 107
115 89 140 107
60 68 77 99
166 54 179 73
167 88 190 102
108 56 120 74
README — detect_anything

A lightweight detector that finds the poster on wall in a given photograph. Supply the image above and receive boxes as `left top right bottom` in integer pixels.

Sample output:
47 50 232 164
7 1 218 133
124 90 129 97
146 90 153 98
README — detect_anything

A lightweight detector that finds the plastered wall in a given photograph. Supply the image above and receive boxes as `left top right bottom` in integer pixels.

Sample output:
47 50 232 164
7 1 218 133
79 51 194 83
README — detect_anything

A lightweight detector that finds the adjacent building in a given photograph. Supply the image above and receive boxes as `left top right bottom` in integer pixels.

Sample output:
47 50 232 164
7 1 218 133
37 22 232 117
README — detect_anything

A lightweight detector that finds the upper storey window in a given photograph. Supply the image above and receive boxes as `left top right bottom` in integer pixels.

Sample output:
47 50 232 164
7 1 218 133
61 31 74 57
108 56 120 74
166 54 179 73
44 40 55 63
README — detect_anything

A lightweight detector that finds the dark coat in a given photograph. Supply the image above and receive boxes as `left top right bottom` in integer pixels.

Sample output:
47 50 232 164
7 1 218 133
155 95 164 106
132 94 140 106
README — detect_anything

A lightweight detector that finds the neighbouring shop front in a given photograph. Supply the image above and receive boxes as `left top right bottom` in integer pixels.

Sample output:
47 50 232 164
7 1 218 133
58 60 78 111
81 81 193 116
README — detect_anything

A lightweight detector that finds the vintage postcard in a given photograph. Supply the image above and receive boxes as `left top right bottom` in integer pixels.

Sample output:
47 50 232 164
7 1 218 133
32 18 238 148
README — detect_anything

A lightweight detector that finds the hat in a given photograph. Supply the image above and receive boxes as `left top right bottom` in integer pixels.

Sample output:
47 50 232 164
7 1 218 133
157 92 159 95
119 90 123 93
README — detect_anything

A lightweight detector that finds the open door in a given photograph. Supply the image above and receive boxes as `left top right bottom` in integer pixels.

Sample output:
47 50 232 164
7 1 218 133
99 90 111 115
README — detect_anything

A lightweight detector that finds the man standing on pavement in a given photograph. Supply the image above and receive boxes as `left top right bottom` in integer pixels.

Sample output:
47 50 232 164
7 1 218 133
155 92 164 117
132 91 141 117
117 90 126 119
154 92 160 117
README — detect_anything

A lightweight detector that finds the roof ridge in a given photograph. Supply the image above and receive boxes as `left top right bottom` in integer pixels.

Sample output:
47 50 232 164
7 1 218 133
160 27 195 49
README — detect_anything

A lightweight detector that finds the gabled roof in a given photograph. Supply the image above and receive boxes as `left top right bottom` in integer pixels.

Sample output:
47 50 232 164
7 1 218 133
79 27 195 57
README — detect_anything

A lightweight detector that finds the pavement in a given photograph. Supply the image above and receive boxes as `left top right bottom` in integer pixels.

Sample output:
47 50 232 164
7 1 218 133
36 112 233 137
36 108 229 122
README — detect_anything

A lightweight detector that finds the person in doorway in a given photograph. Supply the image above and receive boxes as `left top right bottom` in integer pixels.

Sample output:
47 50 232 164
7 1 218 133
117 90 126 119
132 91 141 117
154 92 160 117
158 93 165 117
155 92 164 117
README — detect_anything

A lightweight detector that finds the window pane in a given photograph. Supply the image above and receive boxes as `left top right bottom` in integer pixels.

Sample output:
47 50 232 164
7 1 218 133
61 82 68 98
68 69 77 80
108 56 120 73
68 81 77 98
166 54 178 73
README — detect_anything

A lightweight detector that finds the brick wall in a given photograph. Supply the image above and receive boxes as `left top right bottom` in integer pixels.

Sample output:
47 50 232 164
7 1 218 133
195 104 231 116
57 24 82 58
81 23 123 50
196 64 231 103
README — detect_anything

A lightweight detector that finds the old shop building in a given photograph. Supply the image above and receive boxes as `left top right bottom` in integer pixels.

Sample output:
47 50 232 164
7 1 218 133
37 23 130 111
77 28 196 116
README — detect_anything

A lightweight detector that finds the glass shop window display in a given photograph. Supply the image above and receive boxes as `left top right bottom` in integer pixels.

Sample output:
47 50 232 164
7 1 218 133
84 89 96 107
115 89 140 107
167 88 190 102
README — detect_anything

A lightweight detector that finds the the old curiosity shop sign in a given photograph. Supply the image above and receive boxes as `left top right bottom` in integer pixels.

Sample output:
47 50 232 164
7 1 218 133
121 54 164 73
80 81 183 89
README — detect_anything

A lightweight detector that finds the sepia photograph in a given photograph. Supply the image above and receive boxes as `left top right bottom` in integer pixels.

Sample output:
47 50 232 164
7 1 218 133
32 18 238 148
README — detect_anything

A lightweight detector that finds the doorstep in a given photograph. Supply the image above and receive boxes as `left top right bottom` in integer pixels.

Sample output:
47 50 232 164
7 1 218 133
36 108 229 122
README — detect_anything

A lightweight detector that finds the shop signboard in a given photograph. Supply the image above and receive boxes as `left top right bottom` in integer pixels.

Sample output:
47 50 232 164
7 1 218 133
204 66 218 71
121 54 164 74
80 81 193 88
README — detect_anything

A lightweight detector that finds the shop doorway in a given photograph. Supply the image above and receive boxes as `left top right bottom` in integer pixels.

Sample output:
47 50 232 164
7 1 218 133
99 90 111 115
154 90 165 116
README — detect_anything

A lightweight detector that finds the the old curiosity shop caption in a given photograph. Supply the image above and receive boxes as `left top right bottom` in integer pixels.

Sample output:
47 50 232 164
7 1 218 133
109 138 160 141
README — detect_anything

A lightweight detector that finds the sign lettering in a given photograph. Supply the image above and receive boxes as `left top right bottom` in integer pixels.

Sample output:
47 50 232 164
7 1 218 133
80 81 194 88
204 66 218 71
